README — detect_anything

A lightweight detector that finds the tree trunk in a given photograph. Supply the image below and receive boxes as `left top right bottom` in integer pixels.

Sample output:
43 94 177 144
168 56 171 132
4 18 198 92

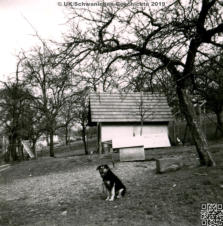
46 133 50 146
65 125 69 145
3 136 10 162
20 143 24 160
32 140 37 159
140 92 143 136
9 134 18 161
49 131 55 157
177 88 216 166
215 111 223 136
17 140 24 161
82 126 88 155
97 123 102 154
140 119 143 136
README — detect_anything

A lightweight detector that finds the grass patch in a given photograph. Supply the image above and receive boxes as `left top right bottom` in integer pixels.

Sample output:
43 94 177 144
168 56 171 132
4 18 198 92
0 143 223 226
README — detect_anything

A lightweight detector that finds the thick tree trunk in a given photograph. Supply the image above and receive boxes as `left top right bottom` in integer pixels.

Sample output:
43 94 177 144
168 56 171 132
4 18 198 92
177 88 216 166
9 134 18 161
49 131 55 157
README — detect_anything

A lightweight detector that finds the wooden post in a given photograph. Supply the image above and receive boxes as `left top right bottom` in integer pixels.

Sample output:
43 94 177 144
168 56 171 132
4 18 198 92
97 123 102 154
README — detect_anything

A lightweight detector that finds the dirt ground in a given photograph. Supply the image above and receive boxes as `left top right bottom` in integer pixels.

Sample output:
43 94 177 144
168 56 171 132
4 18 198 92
0 144 223 226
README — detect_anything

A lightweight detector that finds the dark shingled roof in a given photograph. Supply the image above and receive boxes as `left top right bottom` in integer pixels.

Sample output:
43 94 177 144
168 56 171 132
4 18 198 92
89 92 173 123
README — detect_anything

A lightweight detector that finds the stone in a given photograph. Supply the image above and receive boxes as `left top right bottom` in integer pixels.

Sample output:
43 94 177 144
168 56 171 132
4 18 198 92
156 157 184 173
61 210 67 216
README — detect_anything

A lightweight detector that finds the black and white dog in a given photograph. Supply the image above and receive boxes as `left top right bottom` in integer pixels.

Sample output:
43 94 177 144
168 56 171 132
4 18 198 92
96 164 126 201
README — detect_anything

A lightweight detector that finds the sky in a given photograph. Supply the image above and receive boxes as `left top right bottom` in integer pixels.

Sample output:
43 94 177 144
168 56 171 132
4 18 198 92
0 0 68 82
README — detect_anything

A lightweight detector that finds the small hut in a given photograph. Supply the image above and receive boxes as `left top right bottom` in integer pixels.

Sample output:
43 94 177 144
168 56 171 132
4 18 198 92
89 92 173 160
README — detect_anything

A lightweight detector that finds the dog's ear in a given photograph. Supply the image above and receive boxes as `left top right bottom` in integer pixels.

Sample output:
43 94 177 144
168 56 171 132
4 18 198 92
96 166 100 170
104 164 110 169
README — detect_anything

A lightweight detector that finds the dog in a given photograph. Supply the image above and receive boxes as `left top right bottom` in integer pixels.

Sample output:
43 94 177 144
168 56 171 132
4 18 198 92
96 164 126 201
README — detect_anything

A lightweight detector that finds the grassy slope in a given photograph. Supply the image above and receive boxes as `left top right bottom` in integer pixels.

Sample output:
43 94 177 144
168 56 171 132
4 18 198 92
0 143 223 226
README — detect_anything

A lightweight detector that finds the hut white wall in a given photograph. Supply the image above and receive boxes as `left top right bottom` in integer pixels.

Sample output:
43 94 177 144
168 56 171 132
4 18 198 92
101 124 171 148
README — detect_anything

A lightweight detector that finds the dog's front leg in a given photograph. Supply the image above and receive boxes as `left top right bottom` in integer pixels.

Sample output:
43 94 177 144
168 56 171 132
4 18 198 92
105 190 110 201
103 184 110 201
108 183 115 201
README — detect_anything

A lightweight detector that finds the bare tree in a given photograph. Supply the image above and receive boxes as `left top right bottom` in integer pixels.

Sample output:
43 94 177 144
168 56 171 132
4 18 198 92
60 0 223 166
136 92 154 136
73 88 90 155
21 44 75 157
57 96 77 145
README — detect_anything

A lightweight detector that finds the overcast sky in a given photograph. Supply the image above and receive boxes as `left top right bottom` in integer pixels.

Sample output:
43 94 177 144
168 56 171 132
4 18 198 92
0 0 67 82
